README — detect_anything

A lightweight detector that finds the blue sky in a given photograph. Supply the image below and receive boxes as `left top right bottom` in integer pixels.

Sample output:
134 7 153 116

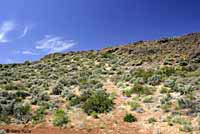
0 0 200 63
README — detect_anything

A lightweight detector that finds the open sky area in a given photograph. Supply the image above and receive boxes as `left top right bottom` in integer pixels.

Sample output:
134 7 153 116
0 0 200 63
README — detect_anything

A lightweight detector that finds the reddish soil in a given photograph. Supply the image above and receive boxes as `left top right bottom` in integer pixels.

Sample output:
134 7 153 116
0 81 178 134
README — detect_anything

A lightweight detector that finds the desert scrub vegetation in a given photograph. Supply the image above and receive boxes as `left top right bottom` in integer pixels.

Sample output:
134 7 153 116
52 109 69 127
160 94 173 112
69 95 81 106
166 115 193 132
0 32 199 133
60 89 114 116
173 83 194 95
32 107 46 124
157 66 177 77
133 68 154 82
2 82 27 91
31 89 50 105
128 100 141 110
0 115 11 124
82 90 114 115
124 113 137 122
123 84 152 97
160 86 171 94
147 117 157 124
163 57 174 65
163 78 176 89
142 95 153 103
13 102 32 123
147 74 161 86
176 97 193 109
0 90 32 123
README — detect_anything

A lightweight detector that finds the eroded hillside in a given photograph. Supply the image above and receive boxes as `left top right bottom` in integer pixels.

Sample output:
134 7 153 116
0 33 200 134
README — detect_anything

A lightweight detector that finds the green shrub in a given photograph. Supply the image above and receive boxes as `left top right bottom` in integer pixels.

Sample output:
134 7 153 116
167 115 191 126
24 60 31 65
167 115 193 132
0 115 11 124
13 102 32 123
177 98 192 109
3 82 26 91
39 91 50 101
79 90 93 102
148 117 157 124
37 101 56 110
15 91 30 99
0 101 14 116
82 90 113 115
160 94 172 112
163 57 174 65
185 70 200 77
52 81 64 95
131 60 143 66
32 107 46 124
147 75 161 86
123 87 133 97
164 79 176 89
183 64 199 72
178 60 189 66
134 68 154 82
69 96 81 106
160 103 172 112
160 87 171 94
61 87 70 97
180 124 193 132
158 66 176 77
123 84 151 96
131 77 145 84
101 52 114 59
122 74 132 82
142 95 153 103
124 113 137 122
195 79 200 86
31 90 50 105
52 109 69 127
160 94 172 104
128 101 141 110
90 111 99 118
173 83 193 95
131 84 152 95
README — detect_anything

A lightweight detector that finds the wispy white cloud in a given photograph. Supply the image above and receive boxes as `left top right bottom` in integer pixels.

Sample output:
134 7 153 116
12 50 39 56
36 35 76 53
0 21 15 43
4 58 21 64
21 50 39 55
18 26 29 38
6 58 15 64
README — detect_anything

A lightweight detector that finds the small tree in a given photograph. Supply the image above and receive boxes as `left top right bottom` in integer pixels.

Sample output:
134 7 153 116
82 90 114 115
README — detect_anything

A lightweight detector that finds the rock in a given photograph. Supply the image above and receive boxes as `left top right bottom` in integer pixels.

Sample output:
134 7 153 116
117 105 126 110
155 129 161 134
75 121 85 129
134 108 145 113
159 116 165 122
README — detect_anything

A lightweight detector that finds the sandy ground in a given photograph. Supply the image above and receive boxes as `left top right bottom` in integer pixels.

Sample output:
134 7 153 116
0 81 184 134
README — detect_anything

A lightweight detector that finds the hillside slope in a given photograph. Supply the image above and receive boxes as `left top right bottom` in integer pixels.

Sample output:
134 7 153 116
0 33 200 134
